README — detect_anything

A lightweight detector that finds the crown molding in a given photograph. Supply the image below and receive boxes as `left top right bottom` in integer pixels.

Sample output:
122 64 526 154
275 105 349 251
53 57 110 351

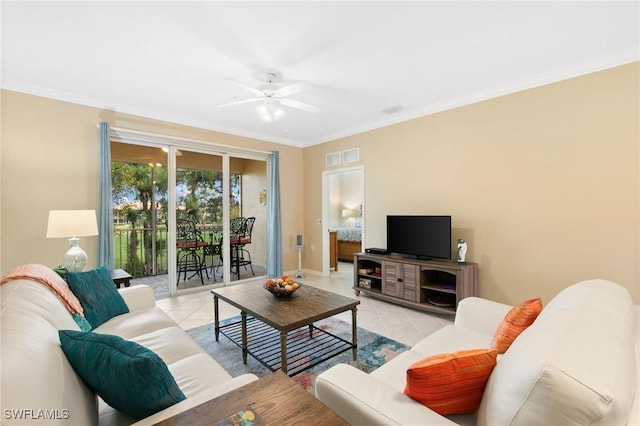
305 49 639 147
1 83 304 147
4 48 637 149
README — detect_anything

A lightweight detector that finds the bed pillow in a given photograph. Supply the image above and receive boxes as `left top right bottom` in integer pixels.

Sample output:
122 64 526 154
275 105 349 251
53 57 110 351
404 348 498 415
66 266 129 329
492 298 543 353
59 330 186 420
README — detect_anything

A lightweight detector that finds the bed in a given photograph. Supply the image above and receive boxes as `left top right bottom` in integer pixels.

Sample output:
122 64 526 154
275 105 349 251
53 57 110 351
333 227 362 262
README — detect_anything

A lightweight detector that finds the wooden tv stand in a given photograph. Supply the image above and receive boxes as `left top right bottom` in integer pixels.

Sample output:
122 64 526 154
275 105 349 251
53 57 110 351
353 252 477 315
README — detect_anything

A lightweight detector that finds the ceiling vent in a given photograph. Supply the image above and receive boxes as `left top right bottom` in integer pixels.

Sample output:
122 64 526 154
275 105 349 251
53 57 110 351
382 105 403 114
325 152 341 167
342 148 359 164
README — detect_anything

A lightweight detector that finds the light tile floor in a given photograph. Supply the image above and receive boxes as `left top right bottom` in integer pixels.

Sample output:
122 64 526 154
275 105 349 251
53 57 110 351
156 262 453 347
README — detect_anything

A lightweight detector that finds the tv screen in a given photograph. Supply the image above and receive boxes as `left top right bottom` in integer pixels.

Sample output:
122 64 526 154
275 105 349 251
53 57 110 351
387 215 451 260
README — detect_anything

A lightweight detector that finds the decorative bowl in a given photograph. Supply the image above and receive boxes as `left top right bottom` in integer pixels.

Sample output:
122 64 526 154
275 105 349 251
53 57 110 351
264 276 300 298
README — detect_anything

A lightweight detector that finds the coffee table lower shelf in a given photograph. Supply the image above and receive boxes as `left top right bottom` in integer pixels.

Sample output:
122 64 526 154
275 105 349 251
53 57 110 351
219 316 355 376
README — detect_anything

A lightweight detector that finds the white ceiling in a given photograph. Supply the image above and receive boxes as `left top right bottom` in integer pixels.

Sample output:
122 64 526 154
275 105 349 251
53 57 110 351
2 1 638 147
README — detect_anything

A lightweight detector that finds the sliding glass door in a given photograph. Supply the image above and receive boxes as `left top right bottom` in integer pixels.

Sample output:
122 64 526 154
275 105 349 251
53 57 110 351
110 139 267 297
174 149 226 290
110 142 170 296
228 156 267 282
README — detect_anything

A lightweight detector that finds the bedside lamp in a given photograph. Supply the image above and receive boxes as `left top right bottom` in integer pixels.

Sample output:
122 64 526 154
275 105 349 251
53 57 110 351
341 209 357 218
342 208 359 227
46 210 98 272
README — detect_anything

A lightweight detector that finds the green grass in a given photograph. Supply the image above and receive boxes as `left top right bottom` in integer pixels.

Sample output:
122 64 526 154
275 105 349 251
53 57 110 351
113 228 168 277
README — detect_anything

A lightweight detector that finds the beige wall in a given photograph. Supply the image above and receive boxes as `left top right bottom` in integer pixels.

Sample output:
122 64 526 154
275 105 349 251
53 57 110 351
0 90 304 274
303 62 640 305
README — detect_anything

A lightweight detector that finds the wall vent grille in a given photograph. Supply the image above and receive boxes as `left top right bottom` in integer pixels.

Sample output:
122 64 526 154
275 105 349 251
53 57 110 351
342 148 360 164
325 152 341 167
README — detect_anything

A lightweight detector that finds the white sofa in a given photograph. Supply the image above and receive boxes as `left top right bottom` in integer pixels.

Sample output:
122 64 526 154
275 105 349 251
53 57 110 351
1 278 258 425
316 279 639 425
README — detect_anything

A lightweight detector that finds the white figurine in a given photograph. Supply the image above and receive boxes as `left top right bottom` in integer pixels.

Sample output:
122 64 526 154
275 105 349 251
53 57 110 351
457 238 467 264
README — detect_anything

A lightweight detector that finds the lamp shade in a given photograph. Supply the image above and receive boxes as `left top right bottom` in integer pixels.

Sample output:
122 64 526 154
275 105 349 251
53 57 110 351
342 209 357 218
47 210 98 272
46 210 98 238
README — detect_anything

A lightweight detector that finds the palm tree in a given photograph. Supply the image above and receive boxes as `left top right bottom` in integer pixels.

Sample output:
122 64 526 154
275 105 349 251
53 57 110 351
112 163 168 276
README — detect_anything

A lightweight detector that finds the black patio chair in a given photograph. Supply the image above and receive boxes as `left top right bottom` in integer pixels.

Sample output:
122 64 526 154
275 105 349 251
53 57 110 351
202 230 223 281
229 217 255 279
176 219 209 285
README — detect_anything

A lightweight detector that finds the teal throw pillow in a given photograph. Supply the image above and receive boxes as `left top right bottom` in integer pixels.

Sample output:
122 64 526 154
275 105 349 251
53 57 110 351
66 266 129 328
58 330 186 420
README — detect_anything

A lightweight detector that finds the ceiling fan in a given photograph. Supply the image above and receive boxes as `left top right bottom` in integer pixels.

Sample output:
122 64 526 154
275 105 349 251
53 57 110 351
217 72 320 122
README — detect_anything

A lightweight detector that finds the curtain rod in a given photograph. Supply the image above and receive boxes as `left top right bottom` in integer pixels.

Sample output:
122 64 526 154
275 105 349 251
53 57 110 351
97 124 274 156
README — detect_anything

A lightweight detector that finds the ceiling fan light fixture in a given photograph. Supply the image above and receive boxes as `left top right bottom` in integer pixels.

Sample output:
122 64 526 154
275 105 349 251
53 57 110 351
257 100 285 122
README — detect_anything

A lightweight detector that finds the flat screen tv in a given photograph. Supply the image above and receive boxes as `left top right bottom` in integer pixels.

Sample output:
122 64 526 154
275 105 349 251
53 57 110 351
386 215 451 260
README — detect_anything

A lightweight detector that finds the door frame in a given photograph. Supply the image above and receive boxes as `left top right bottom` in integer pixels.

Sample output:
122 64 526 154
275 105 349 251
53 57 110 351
321 165 365 276
109 127 270 297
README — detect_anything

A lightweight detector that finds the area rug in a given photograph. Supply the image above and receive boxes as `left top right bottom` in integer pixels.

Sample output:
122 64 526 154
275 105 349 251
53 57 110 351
187 316 409 393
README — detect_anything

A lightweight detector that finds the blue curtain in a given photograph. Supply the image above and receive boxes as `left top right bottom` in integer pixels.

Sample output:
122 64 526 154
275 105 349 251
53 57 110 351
267 151 283 277
98 122 115 269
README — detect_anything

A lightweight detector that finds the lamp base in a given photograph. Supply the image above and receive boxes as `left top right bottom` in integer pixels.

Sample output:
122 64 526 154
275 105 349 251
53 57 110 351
295 245 305 278
64 237 88 272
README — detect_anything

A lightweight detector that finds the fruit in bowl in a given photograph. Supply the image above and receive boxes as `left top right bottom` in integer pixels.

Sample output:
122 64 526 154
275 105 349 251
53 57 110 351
264 276 300 297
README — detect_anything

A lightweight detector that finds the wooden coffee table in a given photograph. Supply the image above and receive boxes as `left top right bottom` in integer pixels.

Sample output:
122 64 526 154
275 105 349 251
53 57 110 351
154 371 348 425
211 282 360 375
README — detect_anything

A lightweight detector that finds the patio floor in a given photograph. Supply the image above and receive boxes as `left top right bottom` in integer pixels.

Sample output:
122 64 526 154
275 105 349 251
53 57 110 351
131 263 267 299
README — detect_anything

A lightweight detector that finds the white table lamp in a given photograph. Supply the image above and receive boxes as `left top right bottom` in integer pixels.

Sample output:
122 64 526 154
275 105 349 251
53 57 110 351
46 210 98 272
341 209 357 218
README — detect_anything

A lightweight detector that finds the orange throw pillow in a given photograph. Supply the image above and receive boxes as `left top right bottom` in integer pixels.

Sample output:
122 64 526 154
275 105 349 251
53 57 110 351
492 298 543 353
404 348 498 415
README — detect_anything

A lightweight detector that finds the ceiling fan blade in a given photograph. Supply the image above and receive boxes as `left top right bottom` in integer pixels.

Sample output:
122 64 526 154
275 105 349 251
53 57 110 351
275 81 312 98
223 78 264 97
280 98 320 113
216 98 259 109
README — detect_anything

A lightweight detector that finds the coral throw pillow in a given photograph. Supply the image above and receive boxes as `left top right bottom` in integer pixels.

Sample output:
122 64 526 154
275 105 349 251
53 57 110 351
404 348 498 415
492 297 543 353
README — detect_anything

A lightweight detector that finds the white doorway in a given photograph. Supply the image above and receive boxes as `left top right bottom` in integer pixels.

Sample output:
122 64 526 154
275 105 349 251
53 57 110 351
321 165 365 276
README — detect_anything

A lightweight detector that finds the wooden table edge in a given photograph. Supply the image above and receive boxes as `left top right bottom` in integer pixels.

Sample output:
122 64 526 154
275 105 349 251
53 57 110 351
153 371 348 425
